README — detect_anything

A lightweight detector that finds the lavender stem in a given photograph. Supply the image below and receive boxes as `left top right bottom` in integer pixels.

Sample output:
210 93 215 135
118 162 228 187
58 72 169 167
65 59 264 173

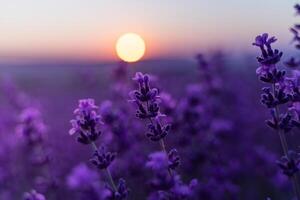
105 168 118 192
91 141 98 152
159 138 173 176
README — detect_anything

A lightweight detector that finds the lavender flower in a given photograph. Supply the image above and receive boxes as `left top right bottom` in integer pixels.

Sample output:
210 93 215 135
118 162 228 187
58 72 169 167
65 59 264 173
146 117 170 142
277 151 300 177
253 33 300 199
70 98 129 199
131 72 159 103
266 112 293 133
253 34 293 131
130 72 186 182
107 178 129 200
90 146 116 170
261 86 289 109
130 72 160 119
253 33 283 66
69 99 103 144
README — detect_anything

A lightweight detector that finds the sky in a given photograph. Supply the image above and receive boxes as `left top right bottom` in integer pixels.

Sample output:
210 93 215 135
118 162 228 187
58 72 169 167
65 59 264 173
0 0 298 61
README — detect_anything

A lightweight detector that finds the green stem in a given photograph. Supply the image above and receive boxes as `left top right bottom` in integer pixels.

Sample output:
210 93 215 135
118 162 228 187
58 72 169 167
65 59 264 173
91 141 98 151
159 138 167 153
105 168 118 192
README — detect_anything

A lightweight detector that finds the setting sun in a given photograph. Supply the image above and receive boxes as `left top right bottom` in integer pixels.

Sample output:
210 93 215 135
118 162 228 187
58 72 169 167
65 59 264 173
116 33 146 62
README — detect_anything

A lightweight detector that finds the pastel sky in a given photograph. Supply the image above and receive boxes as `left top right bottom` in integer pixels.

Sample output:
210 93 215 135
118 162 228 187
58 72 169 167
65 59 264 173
0 0 298 61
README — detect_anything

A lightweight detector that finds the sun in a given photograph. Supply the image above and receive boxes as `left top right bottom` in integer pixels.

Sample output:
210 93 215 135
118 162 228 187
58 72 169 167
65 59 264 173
116 33 146 62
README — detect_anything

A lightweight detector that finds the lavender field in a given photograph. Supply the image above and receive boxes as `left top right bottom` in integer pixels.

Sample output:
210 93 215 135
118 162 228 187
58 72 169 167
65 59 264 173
2 1 300 200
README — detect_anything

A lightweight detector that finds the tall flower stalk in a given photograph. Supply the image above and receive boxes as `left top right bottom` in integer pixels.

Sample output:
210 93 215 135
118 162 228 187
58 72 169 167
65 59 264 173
69 99 129 200
129 72 180 176
129 73 198 199
253 33 300 199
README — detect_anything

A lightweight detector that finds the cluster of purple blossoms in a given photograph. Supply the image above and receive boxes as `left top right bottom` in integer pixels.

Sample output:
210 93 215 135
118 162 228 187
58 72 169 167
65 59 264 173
253 33 300 134
253 33 283 67
107 179 129 200
69 99 103 144
253 33 300 199
130 72 161 120
70 99 129 200
277 151 300 177
146 117 171 142
129 72 172 143
129 72 179 170
90 146 116 170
